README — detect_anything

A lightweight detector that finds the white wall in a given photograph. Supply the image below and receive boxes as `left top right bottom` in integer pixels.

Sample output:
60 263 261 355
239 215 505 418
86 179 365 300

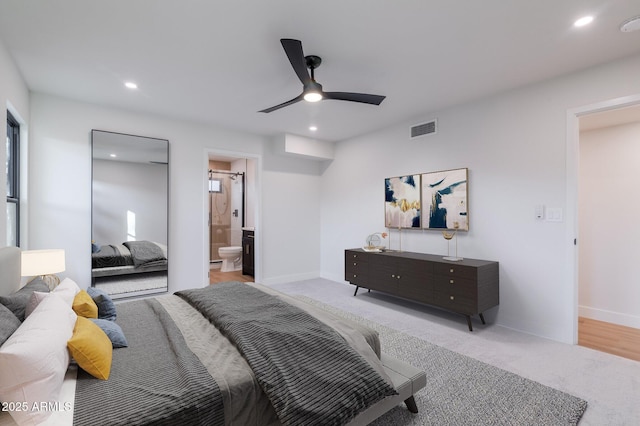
579 121 640 328
12 38 640 342
260 153 323 284
93 159 168 244
28 93 323 291
0 37 30 247
320 53 640 343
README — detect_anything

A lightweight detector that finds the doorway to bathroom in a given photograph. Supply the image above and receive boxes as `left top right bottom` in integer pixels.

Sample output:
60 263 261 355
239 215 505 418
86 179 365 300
208 155 256 284
209 168 244 264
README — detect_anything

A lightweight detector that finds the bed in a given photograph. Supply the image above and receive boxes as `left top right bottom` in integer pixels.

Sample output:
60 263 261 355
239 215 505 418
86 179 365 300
91 240 168 283
0 246 426 425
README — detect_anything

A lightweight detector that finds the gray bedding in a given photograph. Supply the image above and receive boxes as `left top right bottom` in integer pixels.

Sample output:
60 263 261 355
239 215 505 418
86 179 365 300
91 244 133 268
122 240 167 267
73 299 224 426
176 282 397 426
72 283 391 426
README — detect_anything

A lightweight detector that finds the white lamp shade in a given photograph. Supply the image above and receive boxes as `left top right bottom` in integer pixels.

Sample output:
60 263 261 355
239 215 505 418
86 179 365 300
21 249 66 276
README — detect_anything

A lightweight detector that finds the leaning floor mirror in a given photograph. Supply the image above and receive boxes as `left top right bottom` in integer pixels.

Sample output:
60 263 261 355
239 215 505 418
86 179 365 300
91 130 169 299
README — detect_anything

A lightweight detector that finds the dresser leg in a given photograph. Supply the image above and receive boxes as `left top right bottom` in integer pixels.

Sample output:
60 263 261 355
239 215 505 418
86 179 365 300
404 396 419 413
353 286 359 296
479 313 486 324
466 315 473 331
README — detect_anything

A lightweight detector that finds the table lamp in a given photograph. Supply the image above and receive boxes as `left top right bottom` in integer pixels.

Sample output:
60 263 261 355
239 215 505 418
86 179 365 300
21 249 66 290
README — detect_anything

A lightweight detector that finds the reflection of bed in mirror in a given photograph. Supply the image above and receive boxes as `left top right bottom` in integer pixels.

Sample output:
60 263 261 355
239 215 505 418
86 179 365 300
91 240 168 281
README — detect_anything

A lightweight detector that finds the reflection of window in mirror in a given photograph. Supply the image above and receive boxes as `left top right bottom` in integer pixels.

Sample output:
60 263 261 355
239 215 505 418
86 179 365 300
209 179 222 193
127 210 136 241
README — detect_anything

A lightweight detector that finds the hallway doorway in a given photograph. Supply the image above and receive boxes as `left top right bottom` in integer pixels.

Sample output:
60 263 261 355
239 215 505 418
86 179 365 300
574 100 640 361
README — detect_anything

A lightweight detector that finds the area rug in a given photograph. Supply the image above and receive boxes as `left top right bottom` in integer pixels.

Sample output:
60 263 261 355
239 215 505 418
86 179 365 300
94 272 167 297
293 295 588 426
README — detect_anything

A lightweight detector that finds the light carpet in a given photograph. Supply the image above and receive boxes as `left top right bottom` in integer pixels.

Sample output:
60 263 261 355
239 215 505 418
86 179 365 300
94 273 167 297
294 295 588 426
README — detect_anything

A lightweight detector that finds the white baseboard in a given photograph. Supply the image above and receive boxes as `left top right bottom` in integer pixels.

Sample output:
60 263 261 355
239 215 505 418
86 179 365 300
319 271 346 284
260 271 320 286
579 305 640 329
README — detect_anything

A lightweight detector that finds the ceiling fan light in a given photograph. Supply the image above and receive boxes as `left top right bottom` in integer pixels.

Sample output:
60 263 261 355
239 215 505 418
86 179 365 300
304 91 323 102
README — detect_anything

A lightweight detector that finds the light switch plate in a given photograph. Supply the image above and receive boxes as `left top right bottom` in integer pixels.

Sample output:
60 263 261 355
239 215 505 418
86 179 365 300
545 207 563 222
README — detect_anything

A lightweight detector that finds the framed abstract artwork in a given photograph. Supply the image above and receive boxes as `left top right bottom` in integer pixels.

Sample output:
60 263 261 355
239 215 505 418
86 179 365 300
385 175 421 228
421 168 468 231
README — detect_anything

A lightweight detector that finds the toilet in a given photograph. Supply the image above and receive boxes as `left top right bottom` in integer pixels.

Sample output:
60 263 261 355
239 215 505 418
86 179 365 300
218 246 242 272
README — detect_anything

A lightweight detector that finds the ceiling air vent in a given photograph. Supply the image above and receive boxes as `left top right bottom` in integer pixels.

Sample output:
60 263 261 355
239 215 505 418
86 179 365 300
410 119 437 139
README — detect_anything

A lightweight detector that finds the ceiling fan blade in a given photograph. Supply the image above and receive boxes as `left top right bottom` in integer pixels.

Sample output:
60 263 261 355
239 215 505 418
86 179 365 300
280 38 311 85
324 92 385 105
258 94 304 113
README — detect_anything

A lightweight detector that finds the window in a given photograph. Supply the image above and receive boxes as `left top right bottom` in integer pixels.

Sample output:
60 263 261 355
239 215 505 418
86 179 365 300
6 112 19 246
209 178 222 193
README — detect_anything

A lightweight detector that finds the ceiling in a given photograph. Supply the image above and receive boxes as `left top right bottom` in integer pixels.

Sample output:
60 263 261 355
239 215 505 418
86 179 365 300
1 1 639 142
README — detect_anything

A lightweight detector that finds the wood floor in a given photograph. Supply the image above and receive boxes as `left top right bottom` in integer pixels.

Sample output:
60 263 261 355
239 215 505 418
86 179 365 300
209 267 254 284
578 317 640 362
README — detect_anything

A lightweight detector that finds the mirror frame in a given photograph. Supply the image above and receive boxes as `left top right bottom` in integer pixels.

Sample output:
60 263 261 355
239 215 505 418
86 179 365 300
90 129 169 298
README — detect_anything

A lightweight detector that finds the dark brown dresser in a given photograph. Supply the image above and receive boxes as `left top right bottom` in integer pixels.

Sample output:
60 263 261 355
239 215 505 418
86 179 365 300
345 249 499 331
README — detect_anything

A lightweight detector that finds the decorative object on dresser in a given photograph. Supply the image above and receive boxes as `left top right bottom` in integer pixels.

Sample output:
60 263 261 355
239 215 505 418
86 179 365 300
442 222 462 261
363 232 388 252
345 248 498 331
21 249 66 290
422 167 468 231
384 175 421 228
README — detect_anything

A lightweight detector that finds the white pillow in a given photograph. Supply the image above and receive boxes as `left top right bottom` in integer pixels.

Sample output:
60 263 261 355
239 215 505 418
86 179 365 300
24 291 49 318
51 278 81 306
0 293 77 426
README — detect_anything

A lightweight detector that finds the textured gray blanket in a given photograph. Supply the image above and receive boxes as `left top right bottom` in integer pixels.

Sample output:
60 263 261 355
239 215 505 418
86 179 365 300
176 282 397 426
92 244 133 268
73 299 224 426
123 240 166 267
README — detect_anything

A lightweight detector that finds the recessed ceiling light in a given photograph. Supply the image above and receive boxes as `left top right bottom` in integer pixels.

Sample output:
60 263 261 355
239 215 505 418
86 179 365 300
309 126 318 131
620 16 640 32
574 16 594 27
124 81 138 89
110 153 117 158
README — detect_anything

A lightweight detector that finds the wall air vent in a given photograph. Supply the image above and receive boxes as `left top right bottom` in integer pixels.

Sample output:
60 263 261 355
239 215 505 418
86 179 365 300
410 119 437 139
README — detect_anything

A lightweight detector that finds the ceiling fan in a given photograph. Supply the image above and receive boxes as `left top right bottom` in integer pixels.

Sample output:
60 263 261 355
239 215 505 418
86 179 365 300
259 38 386 113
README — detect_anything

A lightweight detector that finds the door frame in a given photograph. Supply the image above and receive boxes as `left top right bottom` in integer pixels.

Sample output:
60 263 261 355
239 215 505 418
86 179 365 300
567 92 640 344
202 149 262 285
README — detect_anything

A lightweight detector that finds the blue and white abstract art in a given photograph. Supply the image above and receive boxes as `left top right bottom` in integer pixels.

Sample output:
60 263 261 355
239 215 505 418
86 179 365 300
422 168 468 231
385 175 421 228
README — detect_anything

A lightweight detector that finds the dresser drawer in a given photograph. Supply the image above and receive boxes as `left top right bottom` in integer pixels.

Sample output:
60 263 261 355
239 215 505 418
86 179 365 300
345 259 368 273
432 289 476 314
345 269 368 285
433 263 477 280
433 275 476 295
345 250 370 262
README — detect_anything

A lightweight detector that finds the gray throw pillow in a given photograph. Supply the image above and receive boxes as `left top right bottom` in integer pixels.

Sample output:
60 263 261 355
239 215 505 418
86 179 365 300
0 278 50 321
90 318 128 348
87 287 117 321
0 303 21 346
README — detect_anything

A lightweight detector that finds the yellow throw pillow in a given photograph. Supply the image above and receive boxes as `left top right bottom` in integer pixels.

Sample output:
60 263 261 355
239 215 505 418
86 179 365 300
72 290 98 318
67 316 112 380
